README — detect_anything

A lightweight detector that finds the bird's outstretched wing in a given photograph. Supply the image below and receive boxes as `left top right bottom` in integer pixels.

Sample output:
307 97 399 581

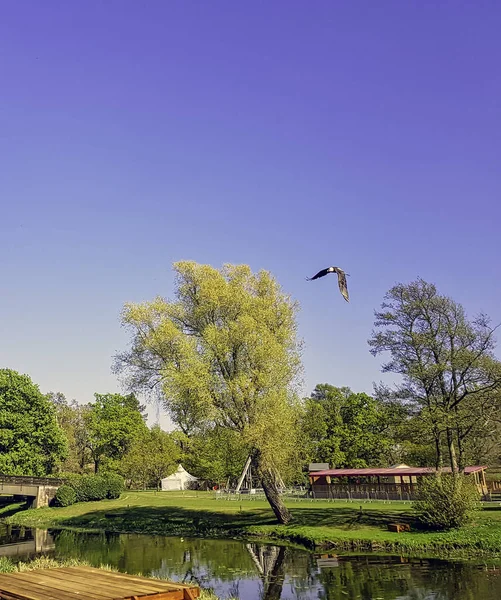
306 268 330 281
334 268 349 302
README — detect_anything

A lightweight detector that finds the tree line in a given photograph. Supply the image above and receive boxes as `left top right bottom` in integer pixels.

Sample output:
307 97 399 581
1 262 500 523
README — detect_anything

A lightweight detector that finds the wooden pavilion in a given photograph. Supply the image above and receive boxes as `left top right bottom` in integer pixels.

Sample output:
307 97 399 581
309 464 488 500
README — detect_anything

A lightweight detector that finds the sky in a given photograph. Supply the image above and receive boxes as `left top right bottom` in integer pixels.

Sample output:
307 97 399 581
1 1 500 429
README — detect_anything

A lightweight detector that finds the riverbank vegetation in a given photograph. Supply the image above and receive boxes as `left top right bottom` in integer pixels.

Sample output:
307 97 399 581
7 491 501 557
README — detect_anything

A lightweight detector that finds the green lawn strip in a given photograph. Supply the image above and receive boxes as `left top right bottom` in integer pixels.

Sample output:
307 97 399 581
5 491 501 557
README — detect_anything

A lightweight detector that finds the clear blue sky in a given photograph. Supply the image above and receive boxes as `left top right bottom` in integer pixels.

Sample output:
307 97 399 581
1 2 500 429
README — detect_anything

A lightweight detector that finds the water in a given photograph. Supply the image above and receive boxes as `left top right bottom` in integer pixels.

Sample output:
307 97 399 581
2 525 501 599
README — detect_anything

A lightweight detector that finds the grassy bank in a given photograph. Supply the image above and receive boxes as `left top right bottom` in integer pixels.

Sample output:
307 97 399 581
6 491 501 557
0 555 226 600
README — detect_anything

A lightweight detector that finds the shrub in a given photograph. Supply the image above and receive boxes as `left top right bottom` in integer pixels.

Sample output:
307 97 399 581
63 473 124 503
53 485 76 507
102 473 125 499
78 475 108 501
64 474 83 502
413 473 480 530
66 474 105 502
61 473 83 494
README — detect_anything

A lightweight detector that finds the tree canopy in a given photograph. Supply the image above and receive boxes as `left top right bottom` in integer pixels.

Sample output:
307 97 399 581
84 393 148 473
115 261 303 523
181 426 249 485
119 424 180 489
0 369 67 475
301 384 400 468
48 392 90 473
369 278 501 472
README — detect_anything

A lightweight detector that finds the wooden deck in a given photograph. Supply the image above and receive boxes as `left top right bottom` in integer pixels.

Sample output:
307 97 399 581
0 566 200 600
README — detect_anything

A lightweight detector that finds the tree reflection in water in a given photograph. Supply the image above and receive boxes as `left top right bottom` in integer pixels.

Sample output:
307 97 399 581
246 543 286 600
44 529 501 600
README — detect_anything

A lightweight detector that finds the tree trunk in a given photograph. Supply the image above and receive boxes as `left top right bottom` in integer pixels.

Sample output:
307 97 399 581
263 545 286 600
456 426 465 472
434 429 443 471
446 427 459 473
253 451 292 525
455 406 466 473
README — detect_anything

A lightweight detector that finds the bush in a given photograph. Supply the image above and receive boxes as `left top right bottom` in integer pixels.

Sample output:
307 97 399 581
413 473 480 530
62 473 125 504
102 473 125 499
77 475 108 501
53 485 76 507
65 474 104 502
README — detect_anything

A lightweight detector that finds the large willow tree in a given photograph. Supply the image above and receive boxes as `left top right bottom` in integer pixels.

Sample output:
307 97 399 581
114 261 302 523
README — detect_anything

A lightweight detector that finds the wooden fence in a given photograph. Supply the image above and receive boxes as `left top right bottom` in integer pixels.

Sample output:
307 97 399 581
311 483 418 501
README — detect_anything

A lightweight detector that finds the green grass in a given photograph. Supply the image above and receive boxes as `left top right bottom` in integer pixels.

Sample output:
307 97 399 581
6 491 501 557
0 555 87 574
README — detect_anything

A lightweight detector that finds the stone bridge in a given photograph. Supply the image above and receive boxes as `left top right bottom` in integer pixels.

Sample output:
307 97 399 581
0 475 63 508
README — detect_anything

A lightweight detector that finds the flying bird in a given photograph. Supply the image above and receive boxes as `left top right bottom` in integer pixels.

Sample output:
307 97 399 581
306 266 350 302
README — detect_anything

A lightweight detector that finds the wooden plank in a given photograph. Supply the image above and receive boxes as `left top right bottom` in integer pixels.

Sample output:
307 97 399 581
30 569 140 595
0 574 98 600
0 588 32 600
61 568 196 592
0 576 81 600
56 568 181 592
127 594 185 600
0 574 86 599
60 566 170 584
6 571 112 599
0 567 200 600
69 567 196 590
44 571 160 595
48 569 174 597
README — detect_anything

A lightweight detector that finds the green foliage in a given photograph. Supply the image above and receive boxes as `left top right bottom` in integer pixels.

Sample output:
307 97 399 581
119 425 180 489
301 384 400 468
102 473 125 499
0 369 67 475
0 556 85 574
54 484 77 507
413 473 480 530
84 393 148 473
369 279 501 472
74 475 107 502
115 262 303 522
0 557 15 573
64 473 124 502
47 392 91 473
182 427 249 484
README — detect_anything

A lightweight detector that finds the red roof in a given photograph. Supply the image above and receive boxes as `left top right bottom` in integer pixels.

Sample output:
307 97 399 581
310 466 487 477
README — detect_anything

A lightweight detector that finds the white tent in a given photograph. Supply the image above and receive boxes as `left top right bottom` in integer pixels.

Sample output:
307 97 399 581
161 464 198 491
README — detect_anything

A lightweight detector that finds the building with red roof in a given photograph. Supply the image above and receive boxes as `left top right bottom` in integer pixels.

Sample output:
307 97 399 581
308 463 488 500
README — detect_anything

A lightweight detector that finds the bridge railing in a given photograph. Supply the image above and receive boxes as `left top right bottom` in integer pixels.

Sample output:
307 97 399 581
0 475 64 486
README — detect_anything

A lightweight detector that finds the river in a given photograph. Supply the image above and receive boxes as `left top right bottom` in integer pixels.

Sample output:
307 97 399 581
1 525 501 599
